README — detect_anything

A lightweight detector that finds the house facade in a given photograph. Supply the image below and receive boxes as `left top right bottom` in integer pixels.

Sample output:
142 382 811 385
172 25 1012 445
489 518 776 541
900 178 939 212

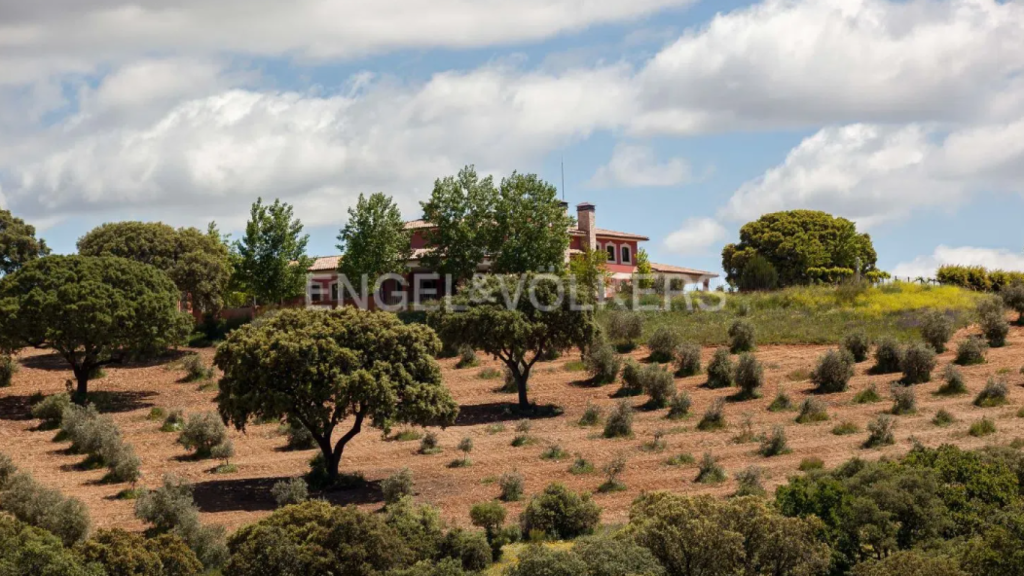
305 202 718 309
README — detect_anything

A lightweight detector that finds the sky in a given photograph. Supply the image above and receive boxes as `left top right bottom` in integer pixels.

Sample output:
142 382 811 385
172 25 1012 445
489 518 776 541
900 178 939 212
2 0 1023 283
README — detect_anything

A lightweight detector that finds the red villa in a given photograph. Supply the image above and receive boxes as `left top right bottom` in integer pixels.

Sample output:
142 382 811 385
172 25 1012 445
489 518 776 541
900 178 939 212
305 202 718 308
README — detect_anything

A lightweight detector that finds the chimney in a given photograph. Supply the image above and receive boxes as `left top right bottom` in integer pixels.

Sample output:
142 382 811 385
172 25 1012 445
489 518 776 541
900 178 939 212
577 202 596 251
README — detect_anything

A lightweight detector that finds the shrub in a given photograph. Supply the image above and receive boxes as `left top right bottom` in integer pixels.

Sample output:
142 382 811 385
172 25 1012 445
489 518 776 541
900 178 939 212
977 296 1010 347
810 349 855 393
607 311 644 350
666 391 692 419
853 384 882 404
674 343 701 376
936 365 968 395
0 453 15 489
540 444 568 461
520 483 601 540
382 468 415 505
177 412 227 459
864 415 896 448
573 534 666 576
768 390 793 412
511 420 533 447
900 343 936 384
477 367 502 380
969 417 997 437
796 398 829 424
469 501 507 540
504 546 588 576
135 475 199 533
832 421 859 435
890 385 917 415
697 398 727 431
603 400 634 438
578 402 602 426
103 442 142 484
695 452 726 484
30 392 71 430
647 327 682 363
920 311 954 352
0 354 16 388
181 354 214 382
270 478 308 507
498 471 524 502
78 529 203 576
499 367 517 393
758 425 789 457
954 337 988 365
419 431 442 454
799 457 825 471
974 377 1009 407
439 528 490 572
569 456 595 475
598 455 628 493
872 338 904 374
733 353 764 399
1002 281 1024 323
706 348 734 389
456 437 473 465
455 346 478 369
160 409 185 433
732 414 756 444
147 407 166 421
728 320 756 353
932 409 956 427
640 364 675 408
842 331 871 362
584 339 620 385
734 466 766 497
0 471 92 546
211 439 235 464
618 360 644 396
279 419 315 450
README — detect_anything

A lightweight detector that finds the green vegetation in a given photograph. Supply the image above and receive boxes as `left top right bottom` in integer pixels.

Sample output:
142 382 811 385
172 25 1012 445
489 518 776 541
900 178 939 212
697 398 727 431
666 391 692 419
933 409 956 427
728 320 756 353
799 457 825 471
705 348 734 389
578 402 602 427
969 418 996 437
584 338 620 384
695 452 726 484
853 384 882 404
901 343 936 384
759 425 790 456
937 264 1024 292
606 310 644 352
811 349 855 393
231 197 311 305
603 400 634 438
796 398 829 424
733 353 764 400
674 342 701 376
646 326 681 363
864 415 896 448
832 421 859 435
337 192 413 288
0 207 50 276
974 377 1009 407
0 354 16 388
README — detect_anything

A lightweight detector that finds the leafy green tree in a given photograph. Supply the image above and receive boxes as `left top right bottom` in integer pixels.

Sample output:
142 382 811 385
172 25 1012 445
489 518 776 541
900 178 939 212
0 256 191 402
78 221 232 314
0 515 103 576
568 249 609 297
75 528 202 576
233 198 311 305
420 166 498 287
722 210 878 287
431 274 597 410
337 192 412 290
0 208 50 277
214 308 458 482
635 248 654 289
490 172 573 273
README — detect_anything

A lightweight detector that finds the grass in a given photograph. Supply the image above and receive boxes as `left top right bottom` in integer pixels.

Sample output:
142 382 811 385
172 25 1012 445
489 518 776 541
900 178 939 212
799 457 825 471
213 463 238 474
478 368 503 380
969 418 997 437
832 421 859 435
853 385 883 404
540 444 569 461
114 487 144 500
484 424 506 435
933 409 956 427
597 283 981 347
563 360 586 372
569 457 595 475
786 368 811 382
597 480 627 493
389 429 423 442
483 542 576 576
665 453 695 466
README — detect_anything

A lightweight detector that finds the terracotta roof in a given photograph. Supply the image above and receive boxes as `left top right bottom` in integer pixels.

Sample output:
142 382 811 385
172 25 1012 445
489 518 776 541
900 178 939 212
649 262 719 278
308 256 341 272
568 227 649 241
404 220 434 230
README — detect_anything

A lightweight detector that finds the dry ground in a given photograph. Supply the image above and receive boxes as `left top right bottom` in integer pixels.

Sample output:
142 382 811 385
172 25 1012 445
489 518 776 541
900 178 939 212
2 323 1023 534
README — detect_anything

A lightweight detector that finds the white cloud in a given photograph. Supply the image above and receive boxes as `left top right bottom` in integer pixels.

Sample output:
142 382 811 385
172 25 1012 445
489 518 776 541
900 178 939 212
588 143 691 188
892 245 1024 280
663 217 728 256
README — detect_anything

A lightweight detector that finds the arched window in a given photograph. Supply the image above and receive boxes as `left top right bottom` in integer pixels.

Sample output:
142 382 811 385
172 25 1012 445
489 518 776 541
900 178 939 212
606 244 616 262
621 245 631 264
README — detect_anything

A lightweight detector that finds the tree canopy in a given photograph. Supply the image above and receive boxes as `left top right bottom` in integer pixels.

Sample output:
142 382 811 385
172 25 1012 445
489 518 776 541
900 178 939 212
337 192 412 288
78 221 232 314
431 274 597 410
0 255 192 401
0 208 50 277
232 198 311 305
214 308 458 482
721 210 877 288
491 172 573 273
419 166 498 286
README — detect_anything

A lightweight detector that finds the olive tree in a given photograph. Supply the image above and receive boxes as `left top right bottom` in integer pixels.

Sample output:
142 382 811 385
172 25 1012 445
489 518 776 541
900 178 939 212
431 274 597 410
214 308 458 483
0 256 192 402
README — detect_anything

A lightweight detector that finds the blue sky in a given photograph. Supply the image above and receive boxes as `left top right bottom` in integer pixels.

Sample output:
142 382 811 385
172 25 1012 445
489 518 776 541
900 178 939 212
2 0 1023 283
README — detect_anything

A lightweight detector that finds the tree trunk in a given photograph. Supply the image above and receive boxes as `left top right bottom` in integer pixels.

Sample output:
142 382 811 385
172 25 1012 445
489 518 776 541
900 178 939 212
71 366 89 405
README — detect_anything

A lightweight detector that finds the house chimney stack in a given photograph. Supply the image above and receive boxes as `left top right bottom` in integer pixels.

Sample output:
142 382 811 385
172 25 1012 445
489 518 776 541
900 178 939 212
577 202 596 251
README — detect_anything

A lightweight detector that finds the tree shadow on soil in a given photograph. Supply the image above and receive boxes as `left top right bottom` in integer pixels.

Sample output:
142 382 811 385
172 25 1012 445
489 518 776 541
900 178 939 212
18 349 192 372
190 476 383 514
452 402 562 426
0 394 38 421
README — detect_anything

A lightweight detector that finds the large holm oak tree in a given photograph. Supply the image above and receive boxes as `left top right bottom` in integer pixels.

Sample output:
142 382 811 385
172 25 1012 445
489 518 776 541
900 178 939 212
0 208 50 277
213 308 458 482
0 256 193 402
431 274 597 410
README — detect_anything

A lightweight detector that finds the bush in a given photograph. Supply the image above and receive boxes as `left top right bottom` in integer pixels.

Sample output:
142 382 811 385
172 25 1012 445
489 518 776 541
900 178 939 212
0 471 91 546
697 398 727 431
0 453 15 489
974 377 1009 407
603 400 634 438
456 437 473 465
455 346 478 369
900 343 936 384
695 452 726 484
799 457 825 471
647 327 681 363
728 320 755 353
734 466 766 497
733 353 764 399
758 425 789 457
498 471 524 502
872 338 904 374
843 331 871 362
420 431 442 454
738 253 779 291
954 337 987 365
584 339 620 385
520 483 601 540
103 441 142 484
1002 281 1024 323
767 390 793 412
810 349 855 393
382 468 415 505
0 354 16 387
30 392 71 430
936 365 968 396
279 420 315 450
160 409 185 433
469 501 507 536
890 385 917 415
706 348 734 389
969 417 997 437
578 402 602 426
573 534 666 576
832 421 859 435
569 456 595 475
640 364 675 408
674 343 701 376
504 546 588 576
438 529 490 572
135 475 199 534
271 478 308 507
796 398 829 424
666 391 692 420
853 384 882 404
511 420 533 447
598 455 628 493
932 409 956 427
181 354 214 382
977 297 1009 347
607 311 644 350
920 311 954 352
540 444 568 461
618 360 644 397
177 412 227 459
864 415 896 448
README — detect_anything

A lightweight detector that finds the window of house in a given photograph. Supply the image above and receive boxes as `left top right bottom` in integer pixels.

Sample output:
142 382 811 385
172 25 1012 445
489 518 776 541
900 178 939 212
606 244 616 262
621 245 631 264
331 283 339 302
310 283 322 302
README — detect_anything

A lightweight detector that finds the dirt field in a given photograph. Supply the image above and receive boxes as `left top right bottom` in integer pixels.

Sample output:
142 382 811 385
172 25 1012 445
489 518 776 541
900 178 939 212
2 323 1023 534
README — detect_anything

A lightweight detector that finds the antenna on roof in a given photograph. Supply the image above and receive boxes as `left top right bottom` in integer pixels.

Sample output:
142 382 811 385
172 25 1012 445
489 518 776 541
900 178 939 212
561 156 565 201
